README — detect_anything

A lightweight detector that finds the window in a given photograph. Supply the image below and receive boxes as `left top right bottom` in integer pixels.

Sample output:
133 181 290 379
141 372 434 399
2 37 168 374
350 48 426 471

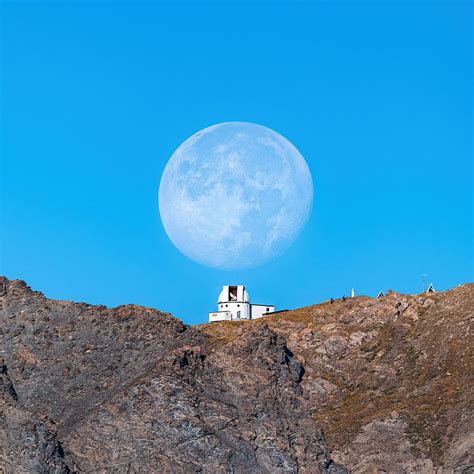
220 304 223 308
225 304 228 307
229 286 238 301
237 304 240 307
266 308 270 311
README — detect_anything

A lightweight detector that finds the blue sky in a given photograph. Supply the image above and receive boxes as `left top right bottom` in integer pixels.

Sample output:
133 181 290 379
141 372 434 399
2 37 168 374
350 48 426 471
1 2 472 324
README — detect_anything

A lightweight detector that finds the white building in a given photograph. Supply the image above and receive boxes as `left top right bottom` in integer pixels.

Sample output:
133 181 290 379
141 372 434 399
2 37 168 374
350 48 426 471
208 285 275 322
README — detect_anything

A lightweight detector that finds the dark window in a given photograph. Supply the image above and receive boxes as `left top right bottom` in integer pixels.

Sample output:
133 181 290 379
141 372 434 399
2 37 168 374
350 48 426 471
237 304 240 307
225 304 228 307
266 308 270 311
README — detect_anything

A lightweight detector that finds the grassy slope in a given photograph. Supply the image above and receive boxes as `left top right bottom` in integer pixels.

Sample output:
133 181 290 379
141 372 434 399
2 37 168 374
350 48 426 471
198 284 474 468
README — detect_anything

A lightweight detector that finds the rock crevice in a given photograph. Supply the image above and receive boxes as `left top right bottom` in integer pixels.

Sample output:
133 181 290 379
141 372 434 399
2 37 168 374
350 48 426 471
1 277 472 473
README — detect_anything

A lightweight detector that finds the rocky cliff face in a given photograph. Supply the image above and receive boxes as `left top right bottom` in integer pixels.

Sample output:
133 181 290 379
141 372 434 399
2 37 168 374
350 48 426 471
0 277 472 473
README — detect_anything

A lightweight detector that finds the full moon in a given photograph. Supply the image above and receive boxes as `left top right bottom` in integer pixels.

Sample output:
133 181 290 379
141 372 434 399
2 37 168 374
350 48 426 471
159 122 313 270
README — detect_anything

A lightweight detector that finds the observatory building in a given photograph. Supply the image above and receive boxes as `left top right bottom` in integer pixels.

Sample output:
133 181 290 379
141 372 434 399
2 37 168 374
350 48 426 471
208 285 275 322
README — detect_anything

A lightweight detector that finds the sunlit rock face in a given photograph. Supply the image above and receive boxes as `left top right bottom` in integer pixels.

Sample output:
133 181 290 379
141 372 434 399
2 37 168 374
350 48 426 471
159 122 313 270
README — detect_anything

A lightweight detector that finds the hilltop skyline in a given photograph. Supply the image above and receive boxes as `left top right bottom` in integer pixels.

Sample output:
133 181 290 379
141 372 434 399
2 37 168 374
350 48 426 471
2 2 472 324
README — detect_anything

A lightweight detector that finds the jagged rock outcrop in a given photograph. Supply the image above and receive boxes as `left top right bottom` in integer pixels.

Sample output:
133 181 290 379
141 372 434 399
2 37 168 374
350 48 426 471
201 284 474 472
0 277 345 473
0 276 472 473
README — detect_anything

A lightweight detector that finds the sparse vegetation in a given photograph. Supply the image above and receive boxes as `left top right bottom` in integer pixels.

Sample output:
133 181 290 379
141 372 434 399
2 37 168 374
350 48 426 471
1 278 472 472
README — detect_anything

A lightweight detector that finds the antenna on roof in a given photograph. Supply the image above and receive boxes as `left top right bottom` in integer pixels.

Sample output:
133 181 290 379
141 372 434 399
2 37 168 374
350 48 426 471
426 282 436 293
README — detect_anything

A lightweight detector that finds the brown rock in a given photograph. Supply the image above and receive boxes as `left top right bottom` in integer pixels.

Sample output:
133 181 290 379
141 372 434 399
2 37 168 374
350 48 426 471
1 276 473 473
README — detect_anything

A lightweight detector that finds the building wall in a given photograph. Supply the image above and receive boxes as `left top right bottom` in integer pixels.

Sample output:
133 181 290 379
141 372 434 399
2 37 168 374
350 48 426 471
251 304 275 319
211 302 251 321
209 311 232 322
228 302 251 320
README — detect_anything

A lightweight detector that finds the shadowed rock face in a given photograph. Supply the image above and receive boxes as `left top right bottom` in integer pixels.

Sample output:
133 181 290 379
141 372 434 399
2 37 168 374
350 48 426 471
200 284 474 473
0 277 472 473
0 278 344 473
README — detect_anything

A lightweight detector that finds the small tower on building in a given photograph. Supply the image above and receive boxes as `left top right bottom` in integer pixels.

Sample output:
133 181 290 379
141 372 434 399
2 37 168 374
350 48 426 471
208 285 275 322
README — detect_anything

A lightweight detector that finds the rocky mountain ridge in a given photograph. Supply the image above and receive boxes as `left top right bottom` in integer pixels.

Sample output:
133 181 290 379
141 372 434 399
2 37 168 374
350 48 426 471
0 277 472 473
